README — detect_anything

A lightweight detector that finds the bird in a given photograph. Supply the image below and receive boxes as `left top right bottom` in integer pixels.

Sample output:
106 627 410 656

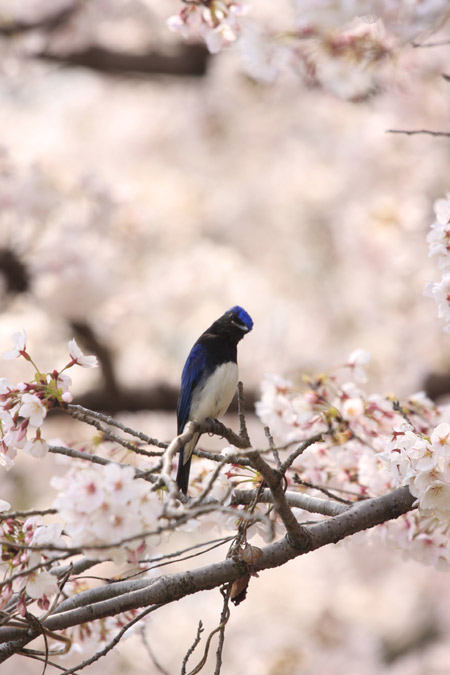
176 306 254 494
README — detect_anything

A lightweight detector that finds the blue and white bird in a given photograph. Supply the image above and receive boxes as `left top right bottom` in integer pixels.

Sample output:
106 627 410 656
176 306 254 494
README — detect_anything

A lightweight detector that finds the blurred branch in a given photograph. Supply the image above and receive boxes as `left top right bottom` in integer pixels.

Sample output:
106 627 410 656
423 371 450 401
413 39 450 48
70 320 118 394
73 381 257 415
0 2 80 36
0 248 30 295
37 43 210 78
386 128 450 137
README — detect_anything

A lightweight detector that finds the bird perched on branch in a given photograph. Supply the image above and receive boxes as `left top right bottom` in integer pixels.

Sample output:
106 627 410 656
176 306 254 494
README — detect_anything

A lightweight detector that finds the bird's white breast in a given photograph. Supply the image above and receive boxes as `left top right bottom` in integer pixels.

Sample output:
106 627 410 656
190 362 239 423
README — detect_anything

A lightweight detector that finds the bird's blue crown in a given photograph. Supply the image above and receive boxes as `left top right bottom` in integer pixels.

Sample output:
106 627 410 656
229 305 254 331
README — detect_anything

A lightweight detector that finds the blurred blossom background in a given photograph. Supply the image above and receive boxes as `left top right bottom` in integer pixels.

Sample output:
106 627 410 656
3 1 450 673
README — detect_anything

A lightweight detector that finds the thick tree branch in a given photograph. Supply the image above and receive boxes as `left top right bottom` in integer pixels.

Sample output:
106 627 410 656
37 43 209 78
0 486 415 659
231 488 348 517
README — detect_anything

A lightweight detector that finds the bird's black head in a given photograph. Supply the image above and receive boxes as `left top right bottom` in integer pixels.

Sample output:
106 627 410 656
209 305 253 342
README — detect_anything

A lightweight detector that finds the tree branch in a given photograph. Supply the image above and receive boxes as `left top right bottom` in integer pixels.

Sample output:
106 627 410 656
37 43 210 78
0 486 415 659
386 128 450 137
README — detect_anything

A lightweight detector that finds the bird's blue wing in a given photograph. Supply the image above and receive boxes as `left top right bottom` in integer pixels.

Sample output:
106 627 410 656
177 342 207 433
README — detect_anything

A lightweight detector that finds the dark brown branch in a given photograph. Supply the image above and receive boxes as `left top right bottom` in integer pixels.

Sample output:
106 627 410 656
37 43 210 78
70 382 258 416
0 248 30 295
70 321 118 395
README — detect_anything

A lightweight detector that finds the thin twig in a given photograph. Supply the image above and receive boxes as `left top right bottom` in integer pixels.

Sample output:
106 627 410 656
280 433 324 474
139 625 170 675
237 381 250 447
412 39 450 48
186 586 231 675
67 404 168 449
57 605 161 675
264 425 281 470
386 128 450 137
48 445 158 483
0 508 57 520
214 585 231 675
0 552 73 591
293 476 355 504
65 407 164 457
181 621 204 675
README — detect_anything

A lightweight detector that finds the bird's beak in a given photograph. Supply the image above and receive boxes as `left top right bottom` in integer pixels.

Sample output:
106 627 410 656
232 320 249 332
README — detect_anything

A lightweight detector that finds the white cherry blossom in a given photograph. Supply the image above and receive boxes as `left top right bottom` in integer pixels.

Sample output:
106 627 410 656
2 330 27 360
68 339 98 368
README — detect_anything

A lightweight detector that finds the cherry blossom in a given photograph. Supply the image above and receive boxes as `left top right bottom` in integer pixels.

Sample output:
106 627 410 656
23 435 49 458
67 338 98 368
2 330 28 360
347 348 371 383
52 462 162 562
19 393 47 427
167 1 247 54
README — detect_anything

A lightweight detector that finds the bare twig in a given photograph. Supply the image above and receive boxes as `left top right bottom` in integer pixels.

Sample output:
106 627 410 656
0 552 73 591
214 586 231 675
139 625 170 675
237 381 251 447
67 404 168 449
293 476 355 504
48 445 158 483
264 426 281 470
413 39 450 48
57 605 160 675
386 128 450 137
186 586 231 675
64 406 164 457
280 433 324 474
0 508 57 520
182 621 204 675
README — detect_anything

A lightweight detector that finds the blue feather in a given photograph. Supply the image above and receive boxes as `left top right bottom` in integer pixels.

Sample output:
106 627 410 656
176 342 207 433
229 305 253 331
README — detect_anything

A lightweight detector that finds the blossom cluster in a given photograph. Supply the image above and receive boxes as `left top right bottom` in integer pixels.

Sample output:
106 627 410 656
0 512 65 614
51 462 163 563
168 0 450 98
425 194 450 331
382 422 450 516
255 349 450 567
167 1 247 54
0 332 97 468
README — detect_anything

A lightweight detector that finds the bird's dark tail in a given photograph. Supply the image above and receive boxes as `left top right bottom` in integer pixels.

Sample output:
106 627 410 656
176 449 191 495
